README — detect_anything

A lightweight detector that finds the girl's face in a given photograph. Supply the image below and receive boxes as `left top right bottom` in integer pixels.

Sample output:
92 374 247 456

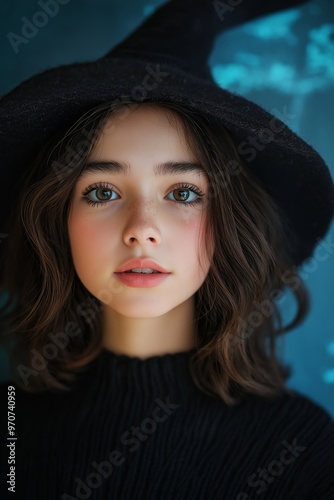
67 105 214 319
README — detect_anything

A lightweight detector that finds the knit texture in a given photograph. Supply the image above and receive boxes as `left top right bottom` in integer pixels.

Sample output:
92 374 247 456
1 348 334 499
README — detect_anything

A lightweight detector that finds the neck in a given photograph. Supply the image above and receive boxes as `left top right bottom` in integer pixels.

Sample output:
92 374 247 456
101 296 197 359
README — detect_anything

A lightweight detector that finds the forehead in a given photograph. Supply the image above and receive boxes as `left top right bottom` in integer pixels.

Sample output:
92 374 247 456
73 106 210 182
102 104 183 130
88 105 196 162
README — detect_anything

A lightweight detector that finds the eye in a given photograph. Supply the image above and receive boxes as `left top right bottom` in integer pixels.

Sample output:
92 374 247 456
80 182 205 208
166 183 204 207
81 182 119 207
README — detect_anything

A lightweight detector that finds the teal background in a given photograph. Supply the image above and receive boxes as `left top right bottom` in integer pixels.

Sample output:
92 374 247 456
0 0 333 416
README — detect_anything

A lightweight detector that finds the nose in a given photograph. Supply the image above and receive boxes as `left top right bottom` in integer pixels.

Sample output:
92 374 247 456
122 199 162 246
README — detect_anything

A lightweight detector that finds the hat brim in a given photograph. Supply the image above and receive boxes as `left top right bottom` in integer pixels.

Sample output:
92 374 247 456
0 57 333 266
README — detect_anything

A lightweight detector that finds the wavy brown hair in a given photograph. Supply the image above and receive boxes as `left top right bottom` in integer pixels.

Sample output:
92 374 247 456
0 99 310 404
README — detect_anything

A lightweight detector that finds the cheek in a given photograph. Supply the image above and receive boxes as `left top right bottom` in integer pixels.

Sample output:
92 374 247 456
174 216 208 271
67 213 116 270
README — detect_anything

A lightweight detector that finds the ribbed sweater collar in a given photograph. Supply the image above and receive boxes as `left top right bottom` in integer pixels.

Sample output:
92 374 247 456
79 347 209 404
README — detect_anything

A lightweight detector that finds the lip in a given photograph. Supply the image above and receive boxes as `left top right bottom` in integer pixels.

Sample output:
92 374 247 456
114 272 170 288
114 257 171 274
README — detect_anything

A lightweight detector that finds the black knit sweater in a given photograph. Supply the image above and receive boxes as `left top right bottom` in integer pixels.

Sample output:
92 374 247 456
1 347 334 499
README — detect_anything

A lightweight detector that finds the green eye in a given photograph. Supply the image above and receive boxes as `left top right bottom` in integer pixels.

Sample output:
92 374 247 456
81 182 205 208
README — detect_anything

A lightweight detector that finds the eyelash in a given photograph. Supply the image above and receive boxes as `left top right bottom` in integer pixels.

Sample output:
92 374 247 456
80 182 205 208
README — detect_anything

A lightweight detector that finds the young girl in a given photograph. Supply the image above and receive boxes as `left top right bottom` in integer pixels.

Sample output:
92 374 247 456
1 1 333 499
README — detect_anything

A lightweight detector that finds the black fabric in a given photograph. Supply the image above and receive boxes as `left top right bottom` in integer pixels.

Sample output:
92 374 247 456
0 0 333 268
0 348 333 499
107 0 309 76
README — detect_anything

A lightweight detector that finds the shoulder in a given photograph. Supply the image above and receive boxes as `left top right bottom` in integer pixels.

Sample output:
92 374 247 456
232 390 334 496
256 390 334 487
274 389 333 426
235 388 334 464
246 388 334 437
278 388 332 414
245 386 332 416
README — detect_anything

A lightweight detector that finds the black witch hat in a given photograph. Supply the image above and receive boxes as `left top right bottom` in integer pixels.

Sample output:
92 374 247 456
0 0 333 266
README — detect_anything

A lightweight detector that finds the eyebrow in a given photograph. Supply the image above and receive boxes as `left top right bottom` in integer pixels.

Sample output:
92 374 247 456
78 160 208 180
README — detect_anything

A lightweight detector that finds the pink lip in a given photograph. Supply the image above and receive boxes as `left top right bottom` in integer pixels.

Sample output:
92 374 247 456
115 257 170 273
114 272 170 288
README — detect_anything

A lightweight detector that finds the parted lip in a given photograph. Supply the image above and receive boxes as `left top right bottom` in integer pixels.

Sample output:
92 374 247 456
114 258 171 273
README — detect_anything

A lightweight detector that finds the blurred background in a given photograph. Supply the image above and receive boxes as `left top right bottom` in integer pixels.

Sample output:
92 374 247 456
0 0 333 416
